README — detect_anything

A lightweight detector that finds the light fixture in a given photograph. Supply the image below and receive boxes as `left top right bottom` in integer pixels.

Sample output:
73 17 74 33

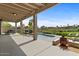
12 13 17 16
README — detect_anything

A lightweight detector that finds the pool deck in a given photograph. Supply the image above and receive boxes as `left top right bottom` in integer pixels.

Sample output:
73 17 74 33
0 33 79 56
10 34 79 56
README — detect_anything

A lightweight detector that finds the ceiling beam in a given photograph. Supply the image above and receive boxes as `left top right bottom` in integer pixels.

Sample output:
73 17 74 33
0 16 15 22
13 3 32 12
23 3 40 9
0 8 27 16
33 3 45 7
0 4 31 15
0 3 58 22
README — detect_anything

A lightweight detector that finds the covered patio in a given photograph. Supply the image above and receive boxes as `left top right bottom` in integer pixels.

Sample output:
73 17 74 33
0 3 79 56
0 3 57 40
0 3 58 56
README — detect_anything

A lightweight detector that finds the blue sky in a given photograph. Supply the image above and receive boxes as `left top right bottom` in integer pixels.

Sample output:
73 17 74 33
10 3 79 27
37 3 79 27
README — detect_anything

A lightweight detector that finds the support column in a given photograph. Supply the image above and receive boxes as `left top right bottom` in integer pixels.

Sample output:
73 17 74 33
0 19 2 35
20 21 23 29
33 14 37 40
20 21 23 34
15 22 17 33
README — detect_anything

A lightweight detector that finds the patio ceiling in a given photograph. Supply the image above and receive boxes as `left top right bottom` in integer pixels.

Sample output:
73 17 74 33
0 3 57 22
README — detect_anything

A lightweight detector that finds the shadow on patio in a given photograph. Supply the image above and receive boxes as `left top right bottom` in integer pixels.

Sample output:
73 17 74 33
18 40 35 46
0 35 26 56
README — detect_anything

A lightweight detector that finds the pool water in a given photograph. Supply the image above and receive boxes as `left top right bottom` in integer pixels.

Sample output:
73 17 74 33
37 35 60 42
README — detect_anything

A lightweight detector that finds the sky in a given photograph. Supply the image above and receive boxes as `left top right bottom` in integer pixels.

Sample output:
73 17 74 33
9 3 79 27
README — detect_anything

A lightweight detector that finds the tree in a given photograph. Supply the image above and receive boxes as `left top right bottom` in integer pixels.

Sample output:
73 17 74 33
56 25 59 28
2 22 12 33
40 26 46 29
28 19 33 30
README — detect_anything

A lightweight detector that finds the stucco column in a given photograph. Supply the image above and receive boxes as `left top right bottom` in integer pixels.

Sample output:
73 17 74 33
20 21 23 29
20 21 23 34
33 14 37 40
15 22 17 33
0 19 2 35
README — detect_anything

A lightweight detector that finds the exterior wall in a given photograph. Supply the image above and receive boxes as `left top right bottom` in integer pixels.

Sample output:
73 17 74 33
0 20 1 34
53 39 79 49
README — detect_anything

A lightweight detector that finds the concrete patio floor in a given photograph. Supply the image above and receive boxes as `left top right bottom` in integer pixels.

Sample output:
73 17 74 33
0 34 79 56
11 34 79 56
0 35 26 56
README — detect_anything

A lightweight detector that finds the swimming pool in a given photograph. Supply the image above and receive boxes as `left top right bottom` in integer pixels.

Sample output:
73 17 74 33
37 34 60 42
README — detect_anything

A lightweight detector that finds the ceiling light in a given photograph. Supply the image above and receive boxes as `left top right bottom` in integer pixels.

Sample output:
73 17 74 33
12 13 17 16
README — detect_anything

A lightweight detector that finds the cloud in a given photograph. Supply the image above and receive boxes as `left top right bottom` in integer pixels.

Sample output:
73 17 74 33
37 17 79 27
37 20 61 27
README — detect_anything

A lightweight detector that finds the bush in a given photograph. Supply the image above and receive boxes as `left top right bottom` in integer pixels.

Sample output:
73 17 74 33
54 32 69 36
